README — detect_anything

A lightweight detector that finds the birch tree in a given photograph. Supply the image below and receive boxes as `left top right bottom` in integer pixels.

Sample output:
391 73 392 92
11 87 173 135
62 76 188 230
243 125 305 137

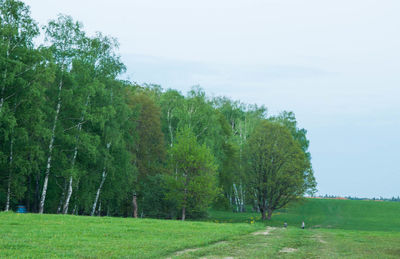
0 0 41 211
87 35 128 216
214 97 267 212
160 89 184 148
62 33 119 214
38 15 85 213
0 0 38 113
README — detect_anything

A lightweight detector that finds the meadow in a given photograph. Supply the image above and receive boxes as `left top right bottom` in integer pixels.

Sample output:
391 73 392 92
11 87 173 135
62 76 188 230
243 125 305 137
0 212 260 258
197 198 400 258
1 198 400 258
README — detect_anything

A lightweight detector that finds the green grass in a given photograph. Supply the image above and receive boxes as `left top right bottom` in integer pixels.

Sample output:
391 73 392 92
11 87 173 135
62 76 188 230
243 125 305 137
174 227 400 259
270 198 400 232
209 198 400 231
0 212 261 258
186 198 400 258
2 198 400 258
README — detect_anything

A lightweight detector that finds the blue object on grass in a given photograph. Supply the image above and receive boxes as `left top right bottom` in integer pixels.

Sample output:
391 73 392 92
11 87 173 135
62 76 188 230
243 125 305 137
16 205 27 213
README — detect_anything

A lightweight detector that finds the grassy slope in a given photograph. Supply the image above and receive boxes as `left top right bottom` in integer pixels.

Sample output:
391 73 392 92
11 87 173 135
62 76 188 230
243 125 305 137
188 198 400 258
175 227 400 259
271 198 400 231
0 212 261 258
209 198 400 231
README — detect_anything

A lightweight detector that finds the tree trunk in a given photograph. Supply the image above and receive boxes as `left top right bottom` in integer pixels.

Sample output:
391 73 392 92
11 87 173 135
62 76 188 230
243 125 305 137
239 182 245 212
182 186 187 221
91 166 107 216
63 94 89 214
267 208 273 220
57 180 67 214
5 137 13 211
62 176 73 214
97 200 101 216
233 183 239 212
0 86 5 112
34 172 40 212
5 101 16 212
27 174 31 212
182 206 186 221
39 76 64 214
261 208 266 220
5 172 11 211
132 193 138 218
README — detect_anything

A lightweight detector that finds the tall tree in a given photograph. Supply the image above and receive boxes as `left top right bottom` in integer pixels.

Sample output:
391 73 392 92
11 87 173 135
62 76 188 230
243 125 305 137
166 127 218 220
246 120 311 220
214 97 267 212
269 111 317 194
159 89 185 148
62 33 124 214
88 35 127 216
126 90 165 217
38 15 85 214
0 0 41 211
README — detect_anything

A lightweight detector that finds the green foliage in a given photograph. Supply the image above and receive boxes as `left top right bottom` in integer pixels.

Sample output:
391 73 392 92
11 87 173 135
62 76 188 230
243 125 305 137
0 0 316 221
246 120 310 220
137 174 175 218
269 111 317 195
166 127 219 219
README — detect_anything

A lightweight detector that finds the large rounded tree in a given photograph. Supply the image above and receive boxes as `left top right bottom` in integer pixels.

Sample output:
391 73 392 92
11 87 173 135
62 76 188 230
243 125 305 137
246 120 311 220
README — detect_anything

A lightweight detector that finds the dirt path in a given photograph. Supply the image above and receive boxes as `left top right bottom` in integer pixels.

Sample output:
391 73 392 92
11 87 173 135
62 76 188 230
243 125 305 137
279 247 298 253
168 227 333 258
251 226 276 236
166 227 276 258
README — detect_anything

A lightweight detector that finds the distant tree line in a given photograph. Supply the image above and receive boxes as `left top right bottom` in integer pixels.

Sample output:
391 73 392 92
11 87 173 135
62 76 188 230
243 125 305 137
317 195 400 202
0 0 316 220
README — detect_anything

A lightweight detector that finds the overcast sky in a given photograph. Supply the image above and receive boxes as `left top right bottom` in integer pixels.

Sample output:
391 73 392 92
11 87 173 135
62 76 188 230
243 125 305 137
25 0 400 198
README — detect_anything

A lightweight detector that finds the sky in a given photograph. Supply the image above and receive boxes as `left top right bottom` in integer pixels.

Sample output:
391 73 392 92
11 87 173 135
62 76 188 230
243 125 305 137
24 0 400 198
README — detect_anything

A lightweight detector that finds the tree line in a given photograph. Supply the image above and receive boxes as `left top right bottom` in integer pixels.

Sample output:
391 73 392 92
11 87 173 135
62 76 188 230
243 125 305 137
0 0 316 220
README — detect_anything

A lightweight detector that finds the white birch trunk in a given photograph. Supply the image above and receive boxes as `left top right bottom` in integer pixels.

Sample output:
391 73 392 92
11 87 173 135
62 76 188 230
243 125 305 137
5 176 11 211
62 176 73 214
39 74 63 214
91 167 107 216
5 135 14 212
233 183 239 212
91 86 113 216
63 95 89 214
5 101 16 211
91 142 111 216
239 182 245 212
97 200 102 216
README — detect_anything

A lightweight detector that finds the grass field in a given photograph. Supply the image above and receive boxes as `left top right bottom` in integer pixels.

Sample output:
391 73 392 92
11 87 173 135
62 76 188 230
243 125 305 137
209 198 400 231
1 198 400 258
0 213 260 258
